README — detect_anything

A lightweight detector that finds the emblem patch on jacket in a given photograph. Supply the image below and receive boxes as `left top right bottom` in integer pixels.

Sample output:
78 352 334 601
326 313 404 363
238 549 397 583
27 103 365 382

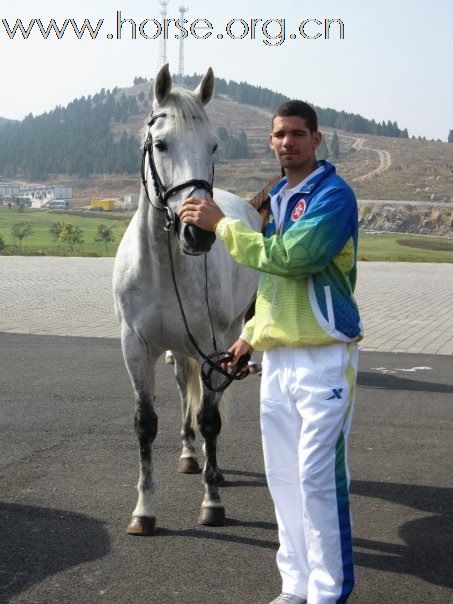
291 199 306 221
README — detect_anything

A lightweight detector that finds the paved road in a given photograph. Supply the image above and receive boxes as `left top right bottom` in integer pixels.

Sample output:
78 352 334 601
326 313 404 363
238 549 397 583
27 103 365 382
0 257 452 354
1 333 452 603
1 257 452 602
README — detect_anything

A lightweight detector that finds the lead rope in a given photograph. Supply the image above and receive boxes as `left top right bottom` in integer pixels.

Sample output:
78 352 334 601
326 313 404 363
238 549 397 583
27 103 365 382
165 230 250 392
204 254 217 352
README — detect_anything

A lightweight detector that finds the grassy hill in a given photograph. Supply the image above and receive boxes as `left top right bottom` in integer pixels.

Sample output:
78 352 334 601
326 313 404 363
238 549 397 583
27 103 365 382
2 78 452 205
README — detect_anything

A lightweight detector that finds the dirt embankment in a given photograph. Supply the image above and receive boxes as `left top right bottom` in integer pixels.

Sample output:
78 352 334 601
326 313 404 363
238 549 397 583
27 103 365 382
358 201 453 236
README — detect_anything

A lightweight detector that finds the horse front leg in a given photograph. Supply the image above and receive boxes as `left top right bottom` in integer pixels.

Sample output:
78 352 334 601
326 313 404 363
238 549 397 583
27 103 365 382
122 331 159 536
173 354 201 474
197 390 225 526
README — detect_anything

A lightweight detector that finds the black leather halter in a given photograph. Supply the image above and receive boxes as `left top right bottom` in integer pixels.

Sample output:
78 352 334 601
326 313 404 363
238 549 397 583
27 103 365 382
141 112 214 232
140 111 250 392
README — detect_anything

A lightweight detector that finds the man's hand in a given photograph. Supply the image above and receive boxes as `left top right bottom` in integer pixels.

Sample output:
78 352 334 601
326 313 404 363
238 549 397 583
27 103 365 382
224 338 253 372
180 193 225 232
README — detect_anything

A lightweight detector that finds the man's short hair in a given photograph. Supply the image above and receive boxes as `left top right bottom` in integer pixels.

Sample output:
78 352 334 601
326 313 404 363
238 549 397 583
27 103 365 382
273 100 318 134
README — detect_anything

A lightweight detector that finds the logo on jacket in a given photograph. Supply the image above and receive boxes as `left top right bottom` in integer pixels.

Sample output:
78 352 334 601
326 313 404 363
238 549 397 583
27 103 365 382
291 199 306 221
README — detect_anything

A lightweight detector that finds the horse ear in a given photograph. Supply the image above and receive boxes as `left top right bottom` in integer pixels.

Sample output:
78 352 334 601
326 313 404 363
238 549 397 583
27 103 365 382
154 63 172 104
194 67 215 105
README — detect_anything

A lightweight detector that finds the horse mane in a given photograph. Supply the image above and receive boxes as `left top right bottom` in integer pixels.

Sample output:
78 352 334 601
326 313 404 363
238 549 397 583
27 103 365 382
249 173 282 211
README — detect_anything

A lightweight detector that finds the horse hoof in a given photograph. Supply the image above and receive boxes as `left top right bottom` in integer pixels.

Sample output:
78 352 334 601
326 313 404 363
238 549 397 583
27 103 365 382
126 516 156 536
198 506 226 526
178 457 201 474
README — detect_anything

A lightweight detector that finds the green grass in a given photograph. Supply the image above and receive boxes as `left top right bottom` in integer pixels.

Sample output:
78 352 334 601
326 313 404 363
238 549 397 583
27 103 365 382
358 231 453 262
1 206 452 262
0 206 130 256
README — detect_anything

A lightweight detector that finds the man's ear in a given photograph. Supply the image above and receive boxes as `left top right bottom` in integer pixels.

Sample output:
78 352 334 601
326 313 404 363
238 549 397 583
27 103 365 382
269 133 274 150
313 131 322 150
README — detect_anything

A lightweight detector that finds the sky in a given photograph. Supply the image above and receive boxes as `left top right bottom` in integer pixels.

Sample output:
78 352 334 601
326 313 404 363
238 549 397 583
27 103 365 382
1 0 452 140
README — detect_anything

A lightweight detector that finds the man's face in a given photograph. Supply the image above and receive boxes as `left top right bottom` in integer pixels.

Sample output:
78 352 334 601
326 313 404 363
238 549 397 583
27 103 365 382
269 116 321 170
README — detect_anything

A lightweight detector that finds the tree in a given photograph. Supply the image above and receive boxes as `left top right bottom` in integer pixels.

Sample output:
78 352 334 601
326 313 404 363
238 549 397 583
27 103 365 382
317 137 329 161
331 131 340 159
49 220 65 249
217 127 229 143
59 223 84 253
11 222 33 252
95 223 115 255
448 130 453 143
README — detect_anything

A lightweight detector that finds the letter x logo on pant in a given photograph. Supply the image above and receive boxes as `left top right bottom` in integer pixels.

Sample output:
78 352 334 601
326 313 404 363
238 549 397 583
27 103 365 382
327 388 343 400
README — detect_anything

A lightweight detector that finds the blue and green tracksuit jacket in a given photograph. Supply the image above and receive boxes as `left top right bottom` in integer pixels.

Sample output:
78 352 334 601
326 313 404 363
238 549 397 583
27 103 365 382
216 160 363 350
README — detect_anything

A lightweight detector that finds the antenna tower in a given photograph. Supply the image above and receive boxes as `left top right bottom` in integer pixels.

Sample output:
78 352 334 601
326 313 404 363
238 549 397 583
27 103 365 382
157 0 170 72
178 5 189 84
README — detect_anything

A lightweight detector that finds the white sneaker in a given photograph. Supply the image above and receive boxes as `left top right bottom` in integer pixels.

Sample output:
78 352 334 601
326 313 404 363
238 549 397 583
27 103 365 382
269 594 306 604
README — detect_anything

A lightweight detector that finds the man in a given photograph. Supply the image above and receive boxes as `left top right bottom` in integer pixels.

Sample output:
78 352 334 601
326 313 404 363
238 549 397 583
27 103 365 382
180 100 362 604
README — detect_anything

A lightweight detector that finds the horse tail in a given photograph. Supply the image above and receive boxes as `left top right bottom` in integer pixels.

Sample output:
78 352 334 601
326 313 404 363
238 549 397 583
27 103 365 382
187 357 202 428
186 358 232 429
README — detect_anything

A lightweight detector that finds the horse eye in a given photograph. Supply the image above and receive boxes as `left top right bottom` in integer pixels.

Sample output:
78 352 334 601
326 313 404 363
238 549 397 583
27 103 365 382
154 140 167 152
213 143 218 154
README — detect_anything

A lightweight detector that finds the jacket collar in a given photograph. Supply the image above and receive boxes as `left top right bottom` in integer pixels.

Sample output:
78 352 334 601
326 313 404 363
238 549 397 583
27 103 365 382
269 160 335 199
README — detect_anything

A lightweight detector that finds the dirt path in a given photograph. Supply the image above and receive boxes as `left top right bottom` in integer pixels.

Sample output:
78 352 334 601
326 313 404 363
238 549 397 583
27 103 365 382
351 136 392 181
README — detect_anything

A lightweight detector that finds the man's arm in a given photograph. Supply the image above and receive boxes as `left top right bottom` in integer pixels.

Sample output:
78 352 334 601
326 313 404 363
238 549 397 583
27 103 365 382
180 187 356 278
217 187 356 278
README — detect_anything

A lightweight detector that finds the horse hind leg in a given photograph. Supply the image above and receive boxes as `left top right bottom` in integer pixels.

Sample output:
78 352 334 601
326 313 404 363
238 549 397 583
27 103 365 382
197 389 226 526
173 354 201 474
122 331 159 536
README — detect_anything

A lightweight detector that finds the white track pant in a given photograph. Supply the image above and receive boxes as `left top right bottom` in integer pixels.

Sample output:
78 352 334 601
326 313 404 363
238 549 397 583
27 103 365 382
260 343 358 604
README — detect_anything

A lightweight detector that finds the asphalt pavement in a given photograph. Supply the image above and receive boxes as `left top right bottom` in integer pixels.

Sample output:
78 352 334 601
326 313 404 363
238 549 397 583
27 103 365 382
1 333 452 603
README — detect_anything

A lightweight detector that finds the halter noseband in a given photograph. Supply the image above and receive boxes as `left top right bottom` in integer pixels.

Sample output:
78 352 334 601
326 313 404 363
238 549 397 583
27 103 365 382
141 111 214 232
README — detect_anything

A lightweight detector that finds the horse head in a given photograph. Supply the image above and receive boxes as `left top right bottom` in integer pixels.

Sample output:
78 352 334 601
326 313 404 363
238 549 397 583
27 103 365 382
147 64 218 255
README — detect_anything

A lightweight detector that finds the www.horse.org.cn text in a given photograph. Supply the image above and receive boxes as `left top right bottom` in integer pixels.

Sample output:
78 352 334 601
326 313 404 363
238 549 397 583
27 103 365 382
1 13 345 46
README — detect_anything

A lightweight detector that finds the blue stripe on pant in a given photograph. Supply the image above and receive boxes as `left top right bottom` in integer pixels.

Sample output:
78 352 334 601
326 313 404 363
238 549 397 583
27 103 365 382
335 430 354 603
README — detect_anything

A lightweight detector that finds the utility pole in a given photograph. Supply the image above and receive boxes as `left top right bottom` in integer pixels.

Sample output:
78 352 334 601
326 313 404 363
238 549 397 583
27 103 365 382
178 5 189 84
157 0 170 73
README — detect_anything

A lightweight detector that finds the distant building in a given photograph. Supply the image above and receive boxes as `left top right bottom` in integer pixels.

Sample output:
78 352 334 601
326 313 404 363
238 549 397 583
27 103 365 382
0 182 20 198
19 185 73 201
119 193 139 211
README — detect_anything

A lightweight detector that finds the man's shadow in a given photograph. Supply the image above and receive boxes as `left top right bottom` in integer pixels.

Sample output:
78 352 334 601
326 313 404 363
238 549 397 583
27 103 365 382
0 503 110 602
350 480 453 587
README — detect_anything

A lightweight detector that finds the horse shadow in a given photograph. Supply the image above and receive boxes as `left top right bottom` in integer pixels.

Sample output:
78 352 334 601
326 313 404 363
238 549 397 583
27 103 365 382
221 468 268 488
0 503 110 602
162 478 452 588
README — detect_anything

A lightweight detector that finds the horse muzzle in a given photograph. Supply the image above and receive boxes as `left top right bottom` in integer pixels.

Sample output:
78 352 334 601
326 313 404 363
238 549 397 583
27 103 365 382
180 222 216 256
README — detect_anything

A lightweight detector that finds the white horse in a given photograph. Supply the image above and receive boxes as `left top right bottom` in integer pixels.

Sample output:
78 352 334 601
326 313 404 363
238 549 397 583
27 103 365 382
113 65 260 535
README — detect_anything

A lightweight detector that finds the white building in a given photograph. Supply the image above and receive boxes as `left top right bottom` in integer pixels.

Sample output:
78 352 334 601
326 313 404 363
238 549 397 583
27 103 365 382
119 193 139 211
19 185 73 201
0 182 20 198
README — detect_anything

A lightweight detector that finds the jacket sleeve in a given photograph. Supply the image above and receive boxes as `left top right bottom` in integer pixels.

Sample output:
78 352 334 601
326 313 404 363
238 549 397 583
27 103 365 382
216 187 356 278
239 315 255 345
